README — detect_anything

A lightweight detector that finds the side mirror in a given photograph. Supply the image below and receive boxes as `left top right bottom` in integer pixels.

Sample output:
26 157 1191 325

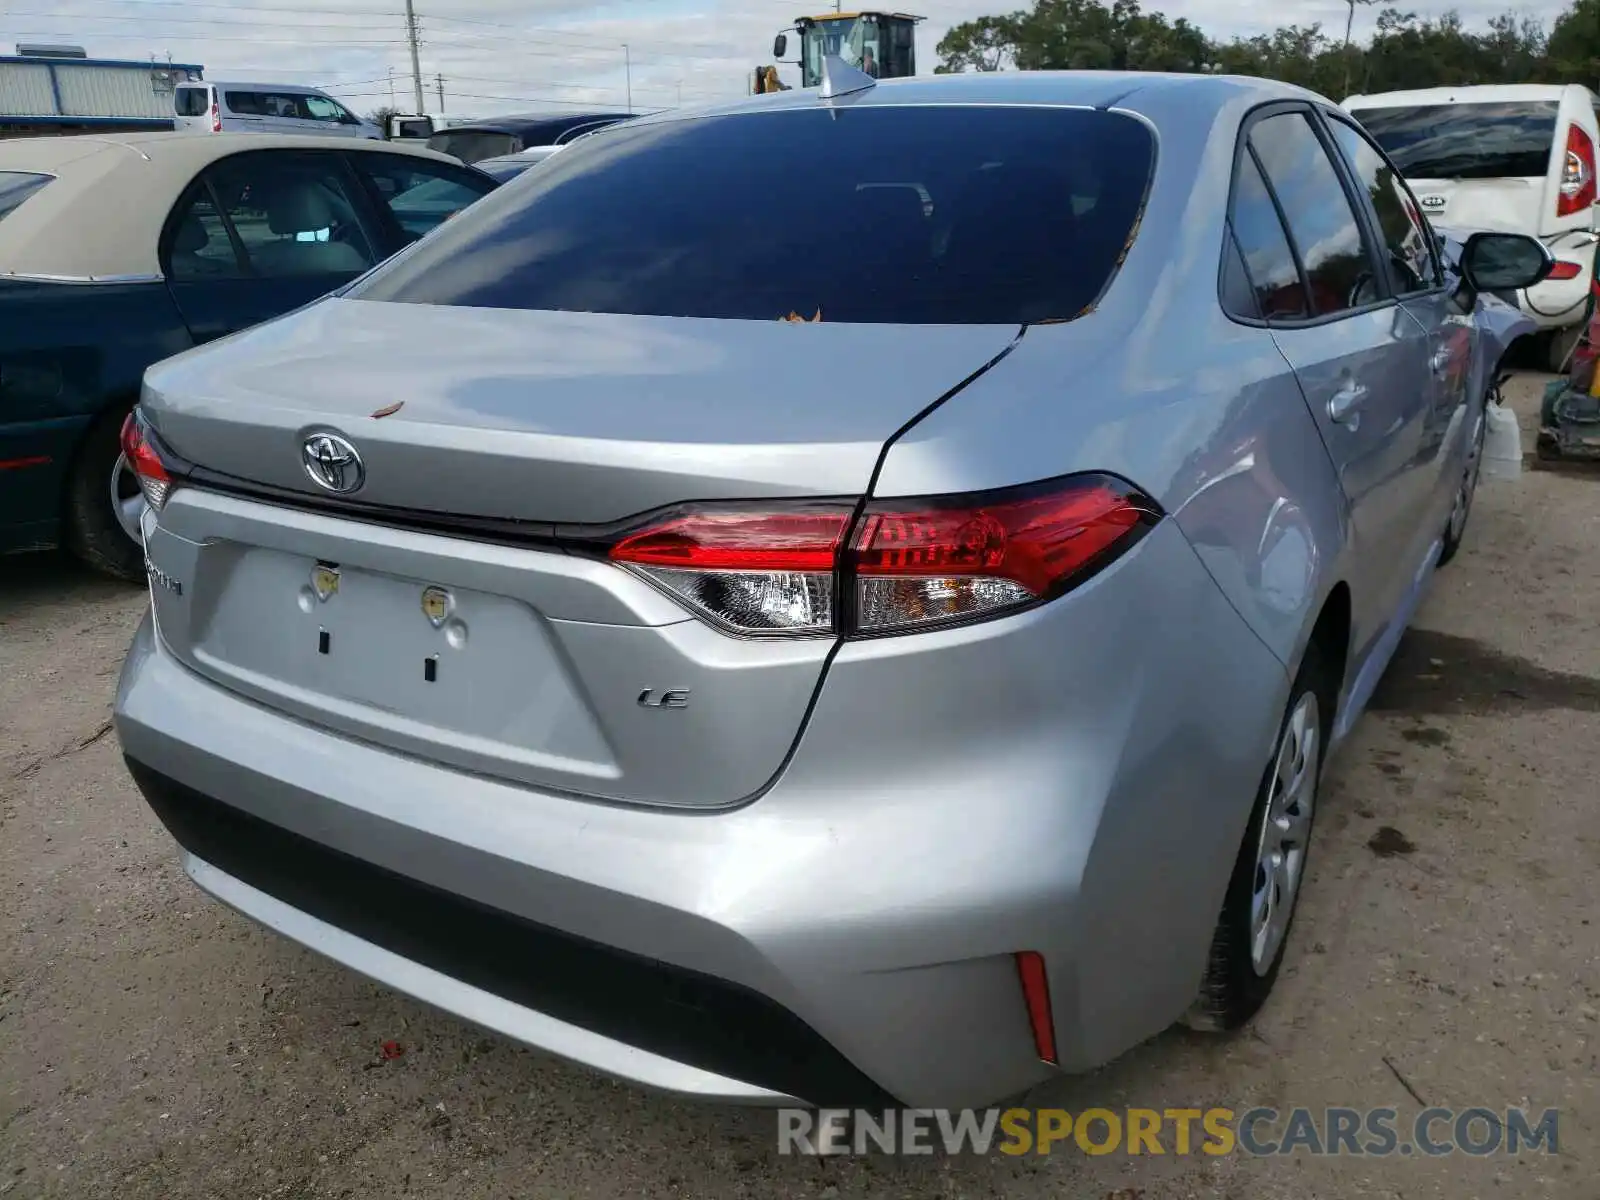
1460 231 1554 293
774 33 788 57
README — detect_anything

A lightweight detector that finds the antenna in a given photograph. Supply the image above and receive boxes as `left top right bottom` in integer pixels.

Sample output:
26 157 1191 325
819 53 875 100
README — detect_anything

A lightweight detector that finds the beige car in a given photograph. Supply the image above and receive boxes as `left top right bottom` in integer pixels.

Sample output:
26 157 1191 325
0 132 496 579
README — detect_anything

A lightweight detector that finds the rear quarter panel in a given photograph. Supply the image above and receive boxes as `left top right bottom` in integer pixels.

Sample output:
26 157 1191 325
873 83 1353 683
0 280 191 548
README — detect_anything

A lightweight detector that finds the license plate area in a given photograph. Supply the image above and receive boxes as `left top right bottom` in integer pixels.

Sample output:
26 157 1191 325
191 548 590 749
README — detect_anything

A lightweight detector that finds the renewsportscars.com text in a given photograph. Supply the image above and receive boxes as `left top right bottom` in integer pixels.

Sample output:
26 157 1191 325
779 1106 1560 1157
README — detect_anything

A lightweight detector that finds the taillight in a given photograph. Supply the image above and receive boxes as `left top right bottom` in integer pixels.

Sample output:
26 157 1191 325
119 410 176 511
1549 259 1584 280
1558 124 1596 217
210 99 221 133
605 474 1159 638
849 476 1156 633
608 505 852 635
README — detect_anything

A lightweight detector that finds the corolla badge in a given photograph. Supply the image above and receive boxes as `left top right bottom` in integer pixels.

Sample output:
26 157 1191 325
301 432 365 494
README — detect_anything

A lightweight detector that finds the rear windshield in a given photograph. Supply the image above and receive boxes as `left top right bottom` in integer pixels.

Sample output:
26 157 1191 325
175 87 208 117
351 106 1156 324
1352 101 1560 180
0 171 52 222
427 131 520 163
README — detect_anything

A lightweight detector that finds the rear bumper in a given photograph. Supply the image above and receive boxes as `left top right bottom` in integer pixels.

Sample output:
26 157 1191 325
131 758 867 1106
114 517 1289 1108
1519 238 1596 330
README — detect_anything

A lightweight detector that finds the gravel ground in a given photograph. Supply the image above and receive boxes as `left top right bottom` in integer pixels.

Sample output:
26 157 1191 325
1 373 1596 1199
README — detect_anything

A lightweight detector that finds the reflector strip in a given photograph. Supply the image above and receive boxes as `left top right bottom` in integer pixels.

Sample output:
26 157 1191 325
1015 950 1058 1065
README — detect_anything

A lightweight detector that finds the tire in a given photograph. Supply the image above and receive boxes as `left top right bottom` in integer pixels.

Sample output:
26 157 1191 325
64 405 146 582
1437 392 1487 568
1184 644 1330 1032
1543 324 1584 374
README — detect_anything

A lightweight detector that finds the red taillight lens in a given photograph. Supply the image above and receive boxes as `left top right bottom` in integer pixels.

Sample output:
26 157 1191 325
1559 124 1596 217
210 100 221 133
1015 951 1058 1066
605 475 1158 638
119 410 174 511
1548 259 1584 281
848 476 1157 633
609 506 853 635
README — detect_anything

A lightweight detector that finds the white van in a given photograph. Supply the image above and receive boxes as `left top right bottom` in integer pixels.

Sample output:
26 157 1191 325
1345 84 1600 369
174 82 382 142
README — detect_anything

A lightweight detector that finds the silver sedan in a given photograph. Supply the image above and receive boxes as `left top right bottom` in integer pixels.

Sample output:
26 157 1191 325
114 68 1548 1109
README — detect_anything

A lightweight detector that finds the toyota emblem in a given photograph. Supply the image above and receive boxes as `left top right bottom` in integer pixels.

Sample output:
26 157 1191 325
301 432 365 494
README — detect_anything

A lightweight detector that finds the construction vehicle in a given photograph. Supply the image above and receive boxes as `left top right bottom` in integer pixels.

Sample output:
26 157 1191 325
751 11 923 94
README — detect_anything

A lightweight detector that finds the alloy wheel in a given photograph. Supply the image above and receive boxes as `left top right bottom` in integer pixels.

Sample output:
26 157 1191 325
1249 691 1320 976
110 452 147 545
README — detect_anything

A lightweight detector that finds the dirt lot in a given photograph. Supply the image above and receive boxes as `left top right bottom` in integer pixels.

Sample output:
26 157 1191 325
2 373 1597 1199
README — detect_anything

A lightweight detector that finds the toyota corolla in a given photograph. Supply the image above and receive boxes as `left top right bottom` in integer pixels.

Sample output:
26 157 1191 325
113 68 1548 1109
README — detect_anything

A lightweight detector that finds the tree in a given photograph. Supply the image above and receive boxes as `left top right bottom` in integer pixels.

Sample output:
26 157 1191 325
367 105 400 138
934 0 1574 95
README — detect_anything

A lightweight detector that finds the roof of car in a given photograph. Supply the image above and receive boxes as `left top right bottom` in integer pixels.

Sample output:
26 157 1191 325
630 68 1318 124
0 132 464 279
435 112 634 135
1344 83 1594 108
183 80 337 93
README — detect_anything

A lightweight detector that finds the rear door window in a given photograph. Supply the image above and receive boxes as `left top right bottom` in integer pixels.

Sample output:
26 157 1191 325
1352 101 1560 179
353 106 1157 324
1227 152 1309 321
227 91 312 120
1249 111 1380 318
0 172 52 222
201 152 379 277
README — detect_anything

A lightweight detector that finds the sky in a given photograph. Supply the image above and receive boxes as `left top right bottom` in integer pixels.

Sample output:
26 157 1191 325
1 0 1571 119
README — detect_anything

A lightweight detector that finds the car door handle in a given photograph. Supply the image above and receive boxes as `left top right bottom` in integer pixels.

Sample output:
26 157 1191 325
1328 382 1368 425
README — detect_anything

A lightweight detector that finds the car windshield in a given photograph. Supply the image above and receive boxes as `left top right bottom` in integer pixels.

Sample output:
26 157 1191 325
348 106 1156 325
0 171 52 222
1352 101 1560 180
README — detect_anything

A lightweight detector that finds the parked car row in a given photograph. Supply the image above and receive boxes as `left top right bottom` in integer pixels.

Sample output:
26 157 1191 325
107 68 1555 1112
0 133 498 578
1344 81 1600 369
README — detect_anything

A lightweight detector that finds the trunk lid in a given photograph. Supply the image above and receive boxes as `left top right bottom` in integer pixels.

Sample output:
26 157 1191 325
142 297 1017 524
140 298 1017 809
1405 177 1550 235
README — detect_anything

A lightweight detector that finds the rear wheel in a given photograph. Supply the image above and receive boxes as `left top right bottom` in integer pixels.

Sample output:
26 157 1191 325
65 406 146 582
1184 646 1328 1031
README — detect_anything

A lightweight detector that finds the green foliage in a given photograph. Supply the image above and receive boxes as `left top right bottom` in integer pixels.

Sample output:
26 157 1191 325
935 0 1589 97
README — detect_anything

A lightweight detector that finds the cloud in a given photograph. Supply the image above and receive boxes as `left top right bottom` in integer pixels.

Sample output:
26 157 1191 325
5 0 1573 120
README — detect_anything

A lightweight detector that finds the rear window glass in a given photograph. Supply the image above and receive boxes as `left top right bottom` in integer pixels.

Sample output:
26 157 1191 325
175 87 208 117
1352 101 1560 180
427 131 519 163
351 106 1156 324
0 171 52 222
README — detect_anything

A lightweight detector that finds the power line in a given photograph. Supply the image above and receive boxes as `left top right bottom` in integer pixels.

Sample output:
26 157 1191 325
7 28 407 45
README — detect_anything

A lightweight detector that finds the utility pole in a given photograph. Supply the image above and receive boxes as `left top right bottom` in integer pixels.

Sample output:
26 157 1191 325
1341 0 1374 100
623 43 632 109
403 0 425 115
436 73 445 111
387 66 395 106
